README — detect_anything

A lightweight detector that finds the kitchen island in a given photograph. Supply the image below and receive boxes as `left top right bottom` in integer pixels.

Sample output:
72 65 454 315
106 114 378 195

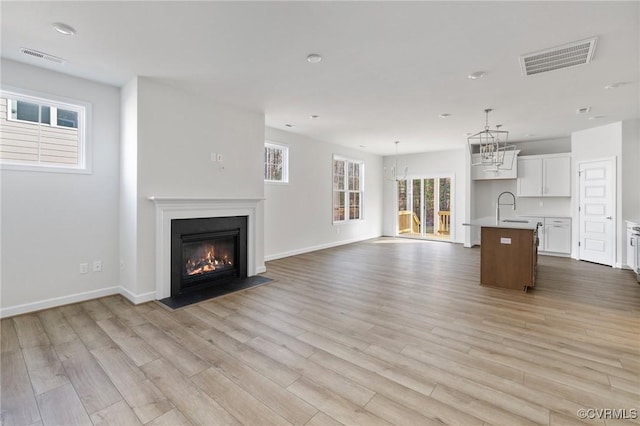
464 217 540 291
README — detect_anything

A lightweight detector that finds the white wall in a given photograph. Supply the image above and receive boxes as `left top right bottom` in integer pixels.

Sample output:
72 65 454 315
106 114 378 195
264 127 383 260
571 121 630 267
621 119 640 221
120 77 138 295
382 148 468 244
1 59 121 316
120 78 266 300
621 119 640 267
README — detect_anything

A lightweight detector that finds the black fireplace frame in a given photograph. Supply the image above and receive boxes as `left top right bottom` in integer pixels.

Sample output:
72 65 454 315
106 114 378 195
170 216 248 297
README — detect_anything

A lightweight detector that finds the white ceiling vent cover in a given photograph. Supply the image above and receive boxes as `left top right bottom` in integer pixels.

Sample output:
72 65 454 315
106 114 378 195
519 37 597 76
20 47 66 64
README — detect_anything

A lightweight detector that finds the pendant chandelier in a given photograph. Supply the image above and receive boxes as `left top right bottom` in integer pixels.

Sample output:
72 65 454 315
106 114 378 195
384 141 408 182
467 109 515 170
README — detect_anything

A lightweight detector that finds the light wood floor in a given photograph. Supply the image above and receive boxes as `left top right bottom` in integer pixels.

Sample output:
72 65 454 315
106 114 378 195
2 238 639 426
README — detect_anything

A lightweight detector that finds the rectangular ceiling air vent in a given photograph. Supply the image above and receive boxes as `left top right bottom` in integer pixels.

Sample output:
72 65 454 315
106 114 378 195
519 37 597 76
20 47 66 64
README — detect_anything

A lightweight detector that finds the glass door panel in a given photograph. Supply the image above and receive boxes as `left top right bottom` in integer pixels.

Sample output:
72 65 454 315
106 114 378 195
411 179 421 235
423 179 435 236
397 176 451 240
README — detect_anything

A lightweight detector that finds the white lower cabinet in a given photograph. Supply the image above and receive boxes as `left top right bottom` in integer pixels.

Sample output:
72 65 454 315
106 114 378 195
544 218 571 254
530 217 571 255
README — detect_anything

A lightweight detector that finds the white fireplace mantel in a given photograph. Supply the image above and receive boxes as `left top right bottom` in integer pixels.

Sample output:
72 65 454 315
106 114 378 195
149 197 264 299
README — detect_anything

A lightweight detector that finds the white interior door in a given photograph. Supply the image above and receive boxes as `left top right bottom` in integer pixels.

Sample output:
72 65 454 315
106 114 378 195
578 159 615 266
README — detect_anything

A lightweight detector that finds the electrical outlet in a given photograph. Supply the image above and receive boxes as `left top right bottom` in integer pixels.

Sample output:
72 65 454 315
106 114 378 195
210 152 217 162
93 261 102 272
79 263 88 274
216 153 223 162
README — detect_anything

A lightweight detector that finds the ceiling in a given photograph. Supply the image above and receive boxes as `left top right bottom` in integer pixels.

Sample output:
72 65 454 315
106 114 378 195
1 1 638 156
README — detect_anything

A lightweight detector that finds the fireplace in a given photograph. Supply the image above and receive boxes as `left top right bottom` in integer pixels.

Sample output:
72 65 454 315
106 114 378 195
171 216 247 297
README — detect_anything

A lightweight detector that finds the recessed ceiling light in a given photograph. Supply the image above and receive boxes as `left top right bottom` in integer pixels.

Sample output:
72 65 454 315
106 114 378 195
359 145 366 148
310 115 319 119
576 106 591 114
307 54 322 63
438 113 452 119
467 71 485 80
52 22 76 36
284 124 294 128
588 115 605 120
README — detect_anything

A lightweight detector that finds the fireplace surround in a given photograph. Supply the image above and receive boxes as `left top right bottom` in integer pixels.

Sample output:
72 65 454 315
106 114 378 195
150 197 263 299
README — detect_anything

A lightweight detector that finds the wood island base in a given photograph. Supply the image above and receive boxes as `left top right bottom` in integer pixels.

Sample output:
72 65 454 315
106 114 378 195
480 226 537 291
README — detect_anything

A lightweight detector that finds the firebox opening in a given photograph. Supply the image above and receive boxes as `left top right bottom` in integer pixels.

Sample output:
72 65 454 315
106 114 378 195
183 236 235 278
171 216 248 298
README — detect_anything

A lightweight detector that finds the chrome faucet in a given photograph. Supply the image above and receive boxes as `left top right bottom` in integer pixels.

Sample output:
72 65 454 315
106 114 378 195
496 191 516 222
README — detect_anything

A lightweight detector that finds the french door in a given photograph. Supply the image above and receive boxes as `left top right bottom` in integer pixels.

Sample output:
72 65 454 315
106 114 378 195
397 176 451 239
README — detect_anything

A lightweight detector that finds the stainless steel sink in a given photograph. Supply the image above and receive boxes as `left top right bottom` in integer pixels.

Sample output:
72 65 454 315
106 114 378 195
501 219 529 223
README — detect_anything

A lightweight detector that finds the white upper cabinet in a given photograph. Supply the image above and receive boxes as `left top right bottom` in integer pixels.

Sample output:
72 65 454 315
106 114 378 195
516 158 543 196
517 154 571 197
543 156 571 196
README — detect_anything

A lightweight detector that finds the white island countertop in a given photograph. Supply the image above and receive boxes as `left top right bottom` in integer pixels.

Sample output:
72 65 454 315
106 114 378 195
463 216 542 230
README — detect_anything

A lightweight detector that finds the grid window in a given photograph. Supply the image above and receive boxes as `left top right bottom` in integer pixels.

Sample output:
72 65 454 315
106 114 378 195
333 156 364 222
1 88 89 173
264 142 289 183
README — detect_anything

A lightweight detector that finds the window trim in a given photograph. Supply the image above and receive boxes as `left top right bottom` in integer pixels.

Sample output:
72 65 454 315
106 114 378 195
264 141 289 184
333 155 365 224
0 85 92 174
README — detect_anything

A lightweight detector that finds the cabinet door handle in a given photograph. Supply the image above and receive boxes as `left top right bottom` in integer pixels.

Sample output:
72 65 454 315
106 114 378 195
605 216 612 220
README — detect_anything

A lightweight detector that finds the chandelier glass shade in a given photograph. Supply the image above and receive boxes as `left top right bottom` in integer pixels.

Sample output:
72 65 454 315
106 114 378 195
468 109 515 171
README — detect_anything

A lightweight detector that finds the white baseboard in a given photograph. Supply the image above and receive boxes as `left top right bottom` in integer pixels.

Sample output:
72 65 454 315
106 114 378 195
539 251 571 258
0 286 120 318
119 287 157 305
265 235 380 262
2 238 379 317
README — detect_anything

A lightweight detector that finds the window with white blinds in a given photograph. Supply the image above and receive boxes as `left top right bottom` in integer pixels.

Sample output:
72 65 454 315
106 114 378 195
0 88 90 173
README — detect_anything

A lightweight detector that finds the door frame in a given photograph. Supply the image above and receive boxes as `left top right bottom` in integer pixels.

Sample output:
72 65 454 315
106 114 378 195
396 172 456 241
575 157 617 266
